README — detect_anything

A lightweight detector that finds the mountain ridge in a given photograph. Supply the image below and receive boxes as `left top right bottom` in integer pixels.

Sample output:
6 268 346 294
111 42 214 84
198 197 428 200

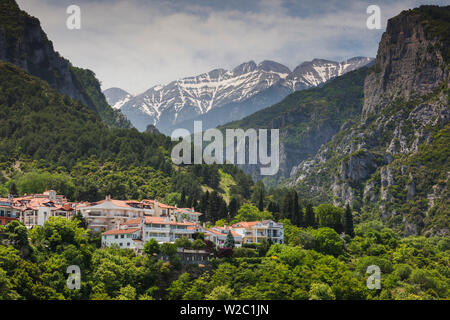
105 57 373 134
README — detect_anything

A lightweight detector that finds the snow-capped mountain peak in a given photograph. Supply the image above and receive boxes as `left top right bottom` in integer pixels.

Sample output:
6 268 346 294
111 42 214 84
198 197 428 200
103 87 132 110
104 57 373 133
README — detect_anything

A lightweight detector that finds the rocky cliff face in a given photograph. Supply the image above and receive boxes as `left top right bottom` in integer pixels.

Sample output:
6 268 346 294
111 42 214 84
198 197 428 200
0 0 128 128
289 6 449 236
0 1 86 103
363 10 448 120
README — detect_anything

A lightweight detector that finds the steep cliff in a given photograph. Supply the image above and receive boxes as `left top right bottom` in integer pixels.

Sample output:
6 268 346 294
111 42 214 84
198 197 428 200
0 0 129 128
289 6 449 236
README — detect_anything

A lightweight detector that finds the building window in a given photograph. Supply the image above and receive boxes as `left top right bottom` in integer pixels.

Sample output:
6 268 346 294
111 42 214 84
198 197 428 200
115 235 118 239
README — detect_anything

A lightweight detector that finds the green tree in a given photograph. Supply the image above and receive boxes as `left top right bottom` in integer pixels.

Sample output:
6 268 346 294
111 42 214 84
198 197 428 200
71 211 88 229
315 204 344 233
114 285 136 300
9 182 18 196
228 197 239 217
192 239 207 250
344 204 355 237
309 283 336 300
224 231 235 249
160 243 178 257
144 238 160 256
304 203 315 227
234 203 273 222
206 285 234 300
313 227 344 256
174 237 191 249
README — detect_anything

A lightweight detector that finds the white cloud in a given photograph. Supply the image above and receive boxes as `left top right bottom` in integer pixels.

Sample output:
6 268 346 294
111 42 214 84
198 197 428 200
15 0 448 94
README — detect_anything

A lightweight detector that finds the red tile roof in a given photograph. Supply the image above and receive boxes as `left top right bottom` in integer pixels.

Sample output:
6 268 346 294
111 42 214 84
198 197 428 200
144 216 169 224
122 218 142 225
208 227 241 237
142 200 176 209
232 221 261 228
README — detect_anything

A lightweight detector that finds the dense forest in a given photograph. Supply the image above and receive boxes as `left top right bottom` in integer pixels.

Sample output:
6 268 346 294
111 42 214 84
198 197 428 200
1 215 448 300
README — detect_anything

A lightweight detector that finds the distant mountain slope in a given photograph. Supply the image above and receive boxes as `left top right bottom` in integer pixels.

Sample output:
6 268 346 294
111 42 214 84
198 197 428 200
0 60 169 170
220 66 369 184
110 57 373 134
288 5 449 236
104 87 133 110
0 0 130 128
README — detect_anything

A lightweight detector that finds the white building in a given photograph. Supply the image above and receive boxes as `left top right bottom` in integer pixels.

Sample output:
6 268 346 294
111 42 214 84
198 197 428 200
101 227 142 250
77 196 154 232
143 216 197 243
204 226 242 248
232 220 284 244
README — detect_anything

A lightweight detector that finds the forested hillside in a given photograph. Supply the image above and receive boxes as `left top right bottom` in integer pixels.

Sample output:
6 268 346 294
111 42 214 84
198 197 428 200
0 0 130 128
0 60 254 212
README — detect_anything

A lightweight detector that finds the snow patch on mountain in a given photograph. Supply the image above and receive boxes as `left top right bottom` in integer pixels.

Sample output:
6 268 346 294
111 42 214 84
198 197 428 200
106 57 373 133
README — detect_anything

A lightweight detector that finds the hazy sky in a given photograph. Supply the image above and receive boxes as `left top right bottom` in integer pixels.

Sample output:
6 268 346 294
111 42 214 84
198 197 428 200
16 0 448 95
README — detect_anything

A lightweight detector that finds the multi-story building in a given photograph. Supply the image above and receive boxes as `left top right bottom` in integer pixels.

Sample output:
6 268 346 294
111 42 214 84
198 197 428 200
101 227 142 250
10 191 76 228
232 220 284 244
204 226 243 248
141 200 177 217
173 207 203 223
77 196 155 232
0 198 20 226
142 216 197 243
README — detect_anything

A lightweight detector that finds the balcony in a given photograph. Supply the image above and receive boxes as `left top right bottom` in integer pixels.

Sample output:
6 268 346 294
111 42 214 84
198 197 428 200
146 226 170 232
146 236 170 243
171 228 193 234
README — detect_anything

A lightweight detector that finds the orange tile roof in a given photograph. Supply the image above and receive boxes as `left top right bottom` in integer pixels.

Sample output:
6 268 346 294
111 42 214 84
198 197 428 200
208 227 241 237
122 218 142 225
232 221 261 228
102 228 141 235
144 216 169 224
94 199 131 208
142 199 176 209
126 200 141 204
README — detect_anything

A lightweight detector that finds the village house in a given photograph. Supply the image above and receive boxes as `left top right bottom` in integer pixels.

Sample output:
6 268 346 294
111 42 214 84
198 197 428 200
2 191 285 251
77 196 153 232
173 207 203 223
232 220 284 244
101 227 143 251
9 190 76 228
204 226 243 248
0 197 20 226
142 216 197 243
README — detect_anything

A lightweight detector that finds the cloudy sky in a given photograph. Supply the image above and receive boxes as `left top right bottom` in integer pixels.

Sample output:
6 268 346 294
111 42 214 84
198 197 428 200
16 0 448 95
